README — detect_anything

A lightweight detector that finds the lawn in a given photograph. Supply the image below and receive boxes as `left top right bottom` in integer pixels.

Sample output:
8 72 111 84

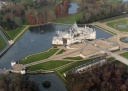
21 0 34 4
99 14 128 23
0 36 6 51
56 49 66 55
63 56 83 60
54 12 83 24
6 26 26 40
20 48 59 64
36 5 55 11
107 19 128 32
27 61 71 71
120 52 128 59
58 58 96 74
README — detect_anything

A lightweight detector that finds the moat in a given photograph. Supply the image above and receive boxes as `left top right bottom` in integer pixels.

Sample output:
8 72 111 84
0 24 112 91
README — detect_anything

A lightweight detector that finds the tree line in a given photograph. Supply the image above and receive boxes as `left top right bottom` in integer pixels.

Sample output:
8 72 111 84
0 73 39 91
66 61 128 91
77 1 128 24
0 0 69 30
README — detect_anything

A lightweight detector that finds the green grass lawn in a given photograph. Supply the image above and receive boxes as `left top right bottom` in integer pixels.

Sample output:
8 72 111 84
58 58 96 74
27 61 71 71
63 56 83 60
99 14 128 23
120 52 128 59
20 48 59 64
95 25 116 35
56 49 66 55
36 5 55 11
6 26 26 40
54 12 83 24
107 19 128 32
0 36 6 51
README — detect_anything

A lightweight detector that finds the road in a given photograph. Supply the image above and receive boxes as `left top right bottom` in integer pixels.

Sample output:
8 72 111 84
85 40 128 66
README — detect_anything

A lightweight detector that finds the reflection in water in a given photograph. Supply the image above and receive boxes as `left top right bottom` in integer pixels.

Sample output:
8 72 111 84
0 24 70 69
27 73 68 91
29 24 55 34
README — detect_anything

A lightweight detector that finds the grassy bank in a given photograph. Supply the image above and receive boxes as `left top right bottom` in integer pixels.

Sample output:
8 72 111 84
58 58 96 74
6 26 26 40
0 36 6 51
95 25 116 35
54 12 83 24
120 52 128 59
99 14 128 23
63 56 83 60
20 48 59 64
27 61 71 71
106 19 128 32
56 49 66 55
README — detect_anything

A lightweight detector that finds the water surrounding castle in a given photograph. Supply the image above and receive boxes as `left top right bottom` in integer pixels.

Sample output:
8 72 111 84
0 24 112 91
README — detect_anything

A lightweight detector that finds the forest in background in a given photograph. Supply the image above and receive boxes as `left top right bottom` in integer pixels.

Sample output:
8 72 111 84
0 73 39 91
0 0 128 30
77 0 128 24
0 0 69 29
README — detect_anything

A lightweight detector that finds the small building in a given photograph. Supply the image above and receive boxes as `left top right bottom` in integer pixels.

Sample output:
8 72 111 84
71 57 106 74
11 62 26 74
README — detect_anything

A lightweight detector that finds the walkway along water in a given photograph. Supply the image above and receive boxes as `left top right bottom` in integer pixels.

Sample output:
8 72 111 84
0 26 30 58
0 27 10 58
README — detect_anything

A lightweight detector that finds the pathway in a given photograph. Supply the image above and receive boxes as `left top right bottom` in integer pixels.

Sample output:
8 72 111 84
13 26 29 41
85 40 128 66
0 28 10 57
24 45 86 67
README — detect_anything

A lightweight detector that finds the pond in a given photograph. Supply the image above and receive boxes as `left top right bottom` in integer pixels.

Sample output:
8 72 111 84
0 24 112 69
117 24 127 28
123 48 128 51
123 0 128 2
68 3 79 14
27 73 68 91
120 37 128 43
